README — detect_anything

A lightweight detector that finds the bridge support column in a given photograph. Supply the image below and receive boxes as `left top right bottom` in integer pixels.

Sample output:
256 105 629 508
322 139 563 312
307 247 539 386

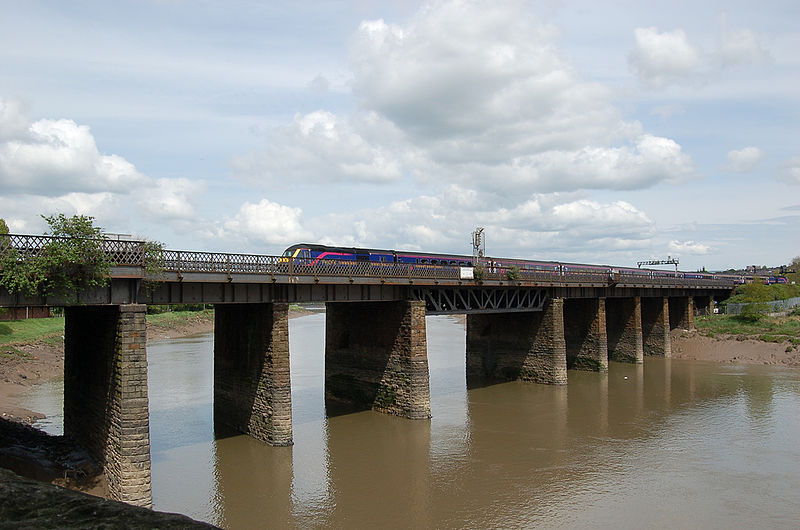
606 296 643 364
641 297 671 357
466 298 567 387
693 295 714 316
563 298 608 372
64 304 152 507
669 296 695 330
214 303 293 446
325 300 431 419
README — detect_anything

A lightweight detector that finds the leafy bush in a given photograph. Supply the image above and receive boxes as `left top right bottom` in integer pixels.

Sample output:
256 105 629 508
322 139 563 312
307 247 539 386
506 266 522 281
738 302 767 323
473 264 485 281
0 214 111 301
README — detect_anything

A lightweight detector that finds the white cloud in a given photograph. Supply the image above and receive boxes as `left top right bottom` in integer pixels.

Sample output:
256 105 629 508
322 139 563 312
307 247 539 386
629 23 771 88
301 189 654 262
232 110 404 185
221 199 314 246
776 158 800 185
239 1 695 196
137 178 205 221
629 27 701 88
0 98 30 142
650 104 685 119
0 101 147 195
722 146 764 173
715 26 770 68
668 240 710 255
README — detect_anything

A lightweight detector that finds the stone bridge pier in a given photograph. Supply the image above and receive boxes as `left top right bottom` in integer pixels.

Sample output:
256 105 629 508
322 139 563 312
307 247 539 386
641 297 671 357
214 303 293 446
325 300 431 419
64 304 152 507
669 296 695 330
563 298 608 372
466 298 568 388
605 297 644 363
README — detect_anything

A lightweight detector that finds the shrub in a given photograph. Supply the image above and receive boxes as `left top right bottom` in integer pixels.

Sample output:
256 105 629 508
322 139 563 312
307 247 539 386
0 214 111 301
738 302 767 323
506 266 522 281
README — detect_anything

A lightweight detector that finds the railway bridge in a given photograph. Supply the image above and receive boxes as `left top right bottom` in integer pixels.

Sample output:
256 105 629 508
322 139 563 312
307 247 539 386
0 235 733 507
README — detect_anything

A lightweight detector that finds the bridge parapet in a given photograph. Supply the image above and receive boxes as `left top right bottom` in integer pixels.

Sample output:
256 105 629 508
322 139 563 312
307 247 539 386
1 234 736 294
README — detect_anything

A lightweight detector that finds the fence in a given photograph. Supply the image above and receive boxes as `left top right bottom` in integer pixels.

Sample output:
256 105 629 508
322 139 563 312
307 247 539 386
724 296 800 315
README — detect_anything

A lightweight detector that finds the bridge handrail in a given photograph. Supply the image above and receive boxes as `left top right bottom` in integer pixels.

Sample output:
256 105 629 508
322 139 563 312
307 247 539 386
0 234 736 289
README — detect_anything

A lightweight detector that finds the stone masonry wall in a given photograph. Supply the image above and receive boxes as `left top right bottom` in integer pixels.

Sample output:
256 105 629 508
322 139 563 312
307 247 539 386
64 304 152 507
641 297 671 357
325 300 431 419
214 303 293 446
466 298 567 387
563 298 608 372
669 296 695 330
605 297 644 364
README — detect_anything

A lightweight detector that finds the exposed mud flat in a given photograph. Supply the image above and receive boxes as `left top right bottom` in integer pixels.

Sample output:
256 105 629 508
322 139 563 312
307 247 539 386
670 329 800 366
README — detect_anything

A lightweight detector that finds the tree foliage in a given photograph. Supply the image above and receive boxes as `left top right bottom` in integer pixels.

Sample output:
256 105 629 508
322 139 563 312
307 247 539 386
0 214 111 301
0 218 8 235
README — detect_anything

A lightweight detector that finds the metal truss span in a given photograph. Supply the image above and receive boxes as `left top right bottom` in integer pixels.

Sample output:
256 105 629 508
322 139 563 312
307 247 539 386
412 286 548 314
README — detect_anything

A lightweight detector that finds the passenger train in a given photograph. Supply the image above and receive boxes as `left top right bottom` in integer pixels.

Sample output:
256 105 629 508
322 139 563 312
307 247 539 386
282 243 787 284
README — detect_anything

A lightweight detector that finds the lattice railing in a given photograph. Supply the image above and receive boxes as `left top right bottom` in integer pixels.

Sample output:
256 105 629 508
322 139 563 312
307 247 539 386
0 234 735 289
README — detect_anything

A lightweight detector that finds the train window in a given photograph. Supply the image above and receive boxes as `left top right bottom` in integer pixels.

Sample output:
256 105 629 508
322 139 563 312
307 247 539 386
420 259 429 264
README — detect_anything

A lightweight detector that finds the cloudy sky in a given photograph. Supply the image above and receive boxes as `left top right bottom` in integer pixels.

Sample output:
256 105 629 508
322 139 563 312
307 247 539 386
1 0 798 271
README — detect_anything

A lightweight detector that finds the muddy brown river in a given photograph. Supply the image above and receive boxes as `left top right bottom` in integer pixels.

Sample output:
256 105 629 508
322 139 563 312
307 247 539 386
25 313 800 528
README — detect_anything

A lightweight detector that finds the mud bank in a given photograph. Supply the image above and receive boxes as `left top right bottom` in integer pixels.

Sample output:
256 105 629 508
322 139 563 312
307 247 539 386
670 329 800 366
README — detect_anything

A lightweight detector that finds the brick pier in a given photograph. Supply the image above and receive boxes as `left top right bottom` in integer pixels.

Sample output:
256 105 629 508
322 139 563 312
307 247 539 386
669 296 695 330
606 297 644 363
641 297 671 357
214 303 293 446
466 298 568 387
325 300 431 419
64 304 152 507
563 298 608 372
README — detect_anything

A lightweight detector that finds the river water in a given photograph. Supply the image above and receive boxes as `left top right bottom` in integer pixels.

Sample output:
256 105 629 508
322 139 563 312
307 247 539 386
24 313 800 528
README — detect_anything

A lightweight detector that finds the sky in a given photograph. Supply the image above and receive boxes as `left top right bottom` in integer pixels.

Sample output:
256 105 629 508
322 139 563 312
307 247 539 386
1 0 798 271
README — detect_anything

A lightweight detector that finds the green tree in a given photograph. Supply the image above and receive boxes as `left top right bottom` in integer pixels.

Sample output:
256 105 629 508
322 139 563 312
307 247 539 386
0 214 111 301
0 218 8 235
787 255 800 286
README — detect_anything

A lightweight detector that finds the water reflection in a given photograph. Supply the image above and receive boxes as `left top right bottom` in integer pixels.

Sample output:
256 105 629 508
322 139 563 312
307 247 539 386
21 314 800 528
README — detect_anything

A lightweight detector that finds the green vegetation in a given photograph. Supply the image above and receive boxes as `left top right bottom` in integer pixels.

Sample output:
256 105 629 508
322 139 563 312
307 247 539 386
473 264 485 281
0 316 65 349
0 214 111 301
143 309 213 329
695 314 800 344
724 281 800 305
0 218 8 235
0 309 214 348
506 265 522 282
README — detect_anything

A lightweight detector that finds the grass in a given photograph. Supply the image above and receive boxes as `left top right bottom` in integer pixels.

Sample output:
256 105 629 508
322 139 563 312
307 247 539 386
0 309 215 348
0 317 65 347
695 314 800 343
146 309 213 329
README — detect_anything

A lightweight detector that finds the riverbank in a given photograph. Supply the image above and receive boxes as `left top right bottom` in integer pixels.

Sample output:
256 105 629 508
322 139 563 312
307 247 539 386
670 313 800 366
